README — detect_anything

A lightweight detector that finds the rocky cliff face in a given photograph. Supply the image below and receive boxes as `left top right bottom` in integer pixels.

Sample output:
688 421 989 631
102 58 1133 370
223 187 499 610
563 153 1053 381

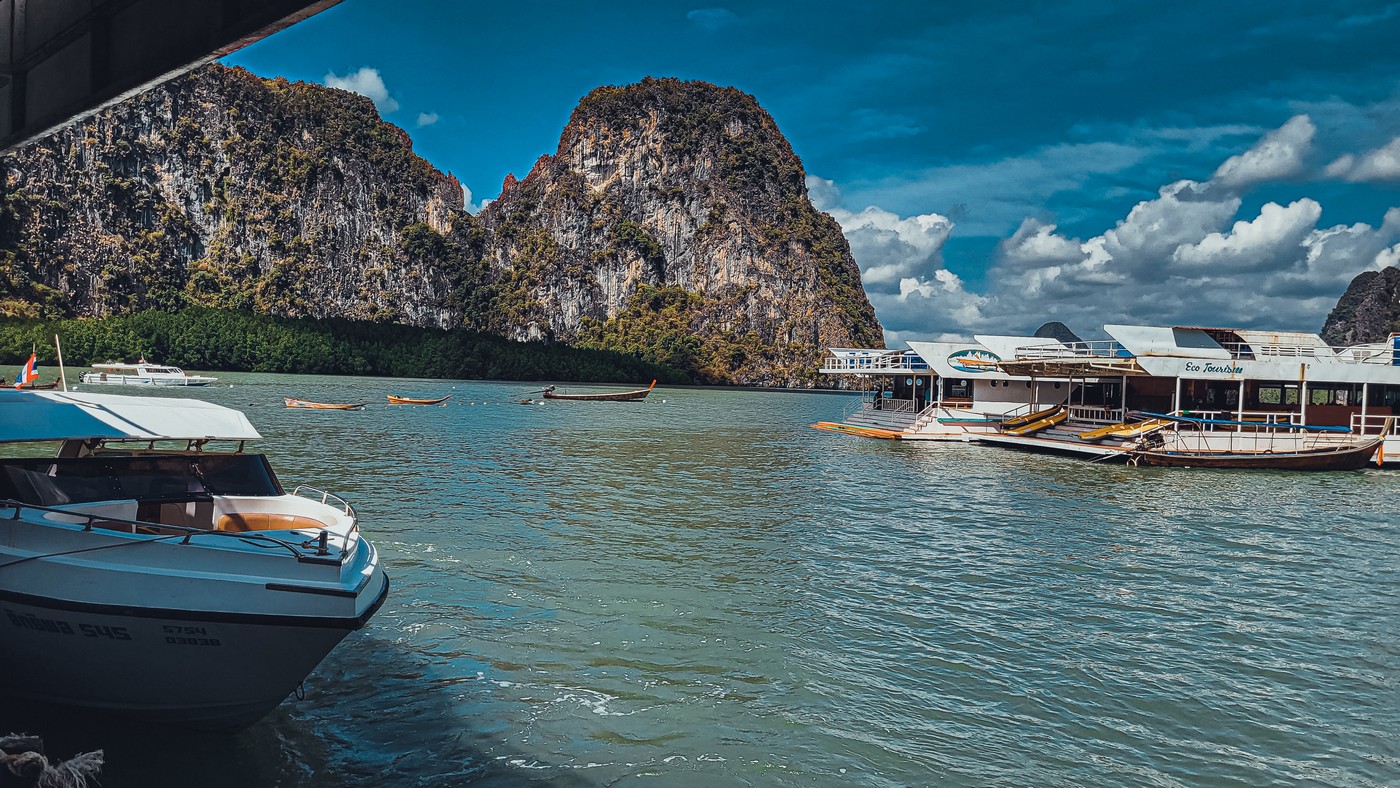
1034 321 1083 344
474 78 883 384
0 67 882 385
0 65 469 326
1321 266 1400 345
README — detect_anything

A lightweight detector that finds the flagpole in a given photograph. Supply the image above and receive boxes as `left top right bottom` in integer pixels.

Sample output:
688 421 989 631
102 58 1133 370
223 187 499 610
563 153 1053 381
54 334 68 392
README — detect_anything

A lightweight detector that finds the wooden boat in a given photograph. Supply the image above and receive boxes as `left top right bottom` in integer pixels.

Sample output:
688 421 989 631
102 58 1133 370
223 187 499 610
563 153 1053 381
541 380 656 402
284 398 366 411
386 394 451 405
17 381 59 390
1128 437 1383 470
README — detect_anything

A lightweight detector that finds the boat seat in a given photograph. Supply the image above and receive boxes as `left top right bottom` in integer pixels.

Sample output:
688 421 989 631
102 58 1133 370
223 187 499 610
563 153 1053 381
216 512 328 532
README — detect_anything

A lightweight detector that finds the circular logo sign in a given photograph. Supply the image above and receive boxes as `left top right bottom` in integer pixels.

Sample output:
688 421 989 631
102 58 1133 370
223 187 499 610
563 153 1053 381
947 349 1001 374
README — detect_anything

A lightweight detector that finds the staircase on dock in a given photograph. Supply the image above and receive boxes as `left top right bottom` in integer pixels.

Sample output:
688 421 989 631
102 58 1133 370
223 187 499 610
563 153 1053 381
842 398 924 433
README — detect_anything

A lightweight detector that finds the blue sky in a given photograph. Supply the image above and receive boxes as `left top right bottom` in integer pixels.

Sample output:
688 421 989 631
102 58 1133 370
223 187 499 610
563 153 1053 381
224 0 1400 344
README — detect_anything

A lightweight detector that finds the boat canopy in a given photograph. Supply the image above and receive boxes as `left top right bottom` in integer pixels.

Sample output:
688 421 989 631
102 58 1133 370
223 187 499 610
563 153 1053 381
1106 325 1234 359
0 390 260 443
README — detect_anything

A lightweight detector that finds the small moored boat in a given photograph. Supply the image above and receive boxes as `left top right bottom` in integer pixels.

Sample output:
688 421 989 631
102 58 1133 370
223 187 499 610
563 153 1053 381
285 398 366 410
79 360 217 387
541 380 657 402
1127 437 1383 470
1125 417 1388 471
386 394 451 405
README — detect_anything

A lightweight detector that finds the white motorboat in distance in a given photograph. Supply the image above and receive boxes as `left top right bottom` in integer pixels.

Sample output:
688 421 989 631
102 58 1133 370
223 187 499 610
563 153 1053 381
79 360 218 386
0 389 388 729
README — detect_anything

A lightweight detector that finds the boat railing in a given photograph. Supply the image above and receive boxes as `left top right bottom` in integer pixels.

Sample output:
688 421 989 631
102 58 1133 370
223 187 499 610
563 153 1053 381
291 485 360 542
0 497 329 561
1156 408 1357 434
1219 340 1395 364
1155 421 1364 452
1012 340 1128 360
843 395 918 419
820 353 930 374
1067 405 1122 424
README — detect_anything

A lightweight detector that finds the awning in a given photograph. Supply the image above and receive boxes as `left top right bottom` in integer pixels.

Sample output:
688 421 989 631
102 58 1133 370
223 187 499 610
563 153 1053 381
0 389 261 443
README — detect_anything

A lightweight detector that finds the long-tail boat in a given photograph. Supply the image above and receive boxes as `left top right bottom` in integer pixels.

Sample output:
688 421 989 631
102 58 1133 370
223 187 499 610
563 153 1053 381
386 394 451 405
284 398 366 411
541 380 657 402
1127 436 1383 470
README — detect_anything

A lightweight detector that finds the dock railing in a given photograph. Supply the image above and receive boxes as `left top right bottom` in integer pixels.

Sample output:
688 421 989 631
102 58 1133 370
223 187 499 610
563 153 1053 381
1352 413 1396 435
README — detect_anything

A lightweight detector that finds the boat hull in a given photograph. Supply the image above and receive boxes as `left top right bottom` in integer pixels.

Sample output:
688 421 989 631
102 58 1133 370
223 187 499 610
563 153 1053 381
0 489 388 729
542 389 652 402
0 577 387 728
541 380 656 402
1130 439 1381 470
78 375 214 387
285 398 365 410
386 395 450 405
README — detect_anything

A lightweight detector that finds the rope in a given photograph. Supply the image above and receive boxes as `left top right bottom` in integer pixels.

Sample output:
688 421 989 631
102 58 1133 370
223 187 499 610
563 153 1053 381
0 743 103 788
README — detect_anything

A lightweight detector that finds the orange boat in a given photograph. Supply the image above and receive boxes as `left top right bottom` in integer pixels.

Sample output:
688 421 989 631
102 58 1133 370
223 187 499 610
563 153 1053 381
284 398 366 411
386 394 451 405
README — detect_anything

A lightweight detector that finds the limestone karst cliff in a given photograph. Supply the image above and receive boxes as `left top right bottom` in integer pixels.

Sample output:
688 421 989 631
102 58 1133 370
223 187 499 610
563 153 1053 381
1321 266 1400 345
0 65 472 328
0 66 882 385
474 78 882 384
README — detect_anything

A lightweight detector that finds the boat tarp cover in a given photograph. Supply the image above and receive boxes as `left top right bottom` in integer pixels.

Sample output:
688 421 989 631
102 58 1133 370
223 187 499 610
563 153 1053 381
0 389 261 443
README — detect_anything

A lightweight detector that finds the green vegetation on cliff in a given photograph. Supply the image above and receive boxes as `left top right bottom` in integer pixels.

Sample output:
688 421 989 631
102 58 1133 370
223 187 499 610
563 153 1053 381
0 308 685 384
575 284 820 385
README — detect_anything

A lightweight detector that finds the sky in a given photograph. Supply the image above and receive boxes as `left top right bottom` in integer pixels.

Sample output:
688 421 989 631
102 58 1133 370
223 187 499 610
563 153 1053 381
224 0 1400 345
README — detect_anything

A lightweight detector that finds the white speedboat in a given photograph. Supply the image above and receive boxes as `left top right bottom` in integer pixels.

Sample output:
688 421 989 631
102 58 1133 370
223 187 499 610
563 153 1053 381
79 361 218 386
0 389 388 728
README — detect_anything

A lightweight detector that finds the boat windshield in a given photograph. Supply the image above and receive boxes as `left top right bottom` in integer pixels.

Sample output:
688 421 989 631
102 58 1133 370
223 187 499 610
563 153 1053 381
0 454 283 507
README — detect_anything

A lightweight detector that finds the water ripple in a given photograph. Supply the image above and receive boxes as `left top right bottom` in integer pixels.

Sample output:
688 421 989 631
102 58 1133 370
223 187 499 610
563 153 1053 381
11 377 1398 787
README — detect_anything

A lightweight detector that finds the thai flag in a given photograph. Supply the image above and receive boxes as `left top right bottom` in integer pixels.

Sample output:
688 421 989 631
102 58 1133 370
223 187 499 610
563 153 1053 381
14 353 38 388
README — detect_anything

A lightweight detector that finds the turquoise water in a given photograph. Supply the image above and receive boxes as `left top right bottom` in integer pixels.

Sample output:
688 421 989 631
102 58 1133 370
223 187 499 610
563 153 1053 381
6 373 1399 786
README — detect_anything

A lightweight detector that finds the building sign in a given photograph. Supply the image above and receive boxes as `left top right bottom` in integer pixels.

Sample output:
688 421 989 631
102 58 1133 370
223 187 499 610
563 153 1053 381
947 349 1001 374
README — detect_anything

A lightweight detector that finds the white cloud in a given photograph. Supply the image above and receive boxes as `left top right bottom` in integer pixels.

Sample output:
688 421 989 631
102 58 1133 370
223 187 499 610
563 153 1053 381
416 112 440 128
324 67 399 114
461 184 491 214
977 119 1371 327
1079 179 1240 279
1326 136 1400 182
1171 199 1321 271
1377 242 1400 269
1275 208 1400 294
808 175 954 291
1211 114 1313 189
1324 154 1356 178
867 270 993 342
843 141 1146 236
998 219 1084 269
830 116 1399 344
